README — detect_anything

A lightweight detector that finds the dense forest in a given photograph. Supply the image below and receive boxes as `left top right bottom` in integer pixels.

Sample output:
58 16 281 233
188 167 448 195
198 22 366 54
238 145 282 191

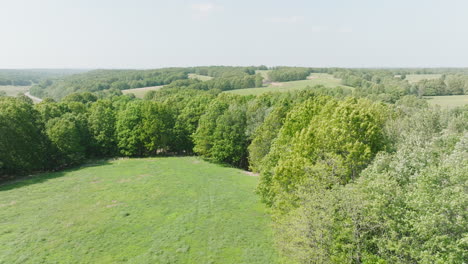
1 66 467 263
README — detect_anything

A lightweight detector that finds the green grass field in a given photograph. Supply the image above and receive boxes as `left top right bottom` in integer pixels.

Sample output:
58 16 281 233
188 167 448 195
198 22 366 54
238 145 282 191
188 74 213 81
425 95 468 109
0 157 277 264
401 74 442 83
0 85 31 96
122 85 164 98
226 73 353 95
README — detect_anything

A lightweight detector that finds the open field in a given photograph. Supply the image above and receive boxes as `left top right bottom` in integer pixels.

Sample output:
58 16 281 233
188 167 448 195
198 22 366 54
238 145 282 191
226 73 353 95
0 157 277 264
402 74 442 83
426 95 468 109
122 85 164 98
0 85 30 96
188 73 213 81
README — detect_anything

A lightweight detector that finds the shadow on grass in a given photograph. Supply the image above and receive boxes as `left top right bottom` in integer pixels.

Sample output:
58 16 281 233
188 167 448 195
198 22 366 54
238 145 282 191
0 159 113 192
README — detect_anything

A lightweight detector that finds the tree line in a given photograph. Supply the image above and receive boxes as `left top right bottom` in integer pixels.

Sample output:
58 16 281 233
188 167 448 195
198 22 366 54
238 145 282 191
268 67 312 82
336 69 468 100
29 66 269 100
26 67 468 102
0 69 82 86
29 68 190 100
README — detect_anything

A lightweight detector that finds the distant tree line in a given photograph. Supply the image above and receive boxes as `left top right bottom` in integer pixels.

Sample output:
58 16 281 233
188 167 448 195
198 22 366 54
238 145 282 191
0 69 81 86
335 69 468 101
29 68 190 100
29 66 269 100
268 67 312 82
25 67 468 103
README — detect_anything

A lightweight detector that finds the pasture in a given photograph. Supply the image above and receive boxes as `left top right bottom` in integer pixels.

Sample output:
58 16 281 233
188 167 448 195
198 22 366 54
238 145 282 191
0 85 30 97
426 95 468 109
121 85 164 98
0 157 278 264
226 73 353 95
402 74 442 83
188 73 213 81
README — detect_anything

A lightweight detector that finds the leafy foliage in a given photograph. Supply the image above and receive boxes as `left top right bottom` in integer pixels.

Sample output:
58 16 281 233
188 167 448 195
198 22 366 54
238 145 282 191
0 97 49 178
272 106 468 264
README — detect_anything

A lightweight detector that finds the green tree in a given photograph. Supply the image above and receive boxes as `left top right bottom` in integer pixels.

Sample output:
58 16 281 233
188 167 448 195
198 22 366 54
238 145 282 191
193 94 250 168
88 99 117 156
248 101 291 172
259 97 389 211
0 97 49 177
46 113 87 165
116 101 145 156
116 100 175 156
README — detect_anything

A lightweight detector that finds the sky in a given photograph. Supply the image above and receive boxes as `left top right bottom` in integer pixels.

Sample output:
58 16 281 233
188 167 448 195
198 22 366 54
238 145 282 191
1 0 468 68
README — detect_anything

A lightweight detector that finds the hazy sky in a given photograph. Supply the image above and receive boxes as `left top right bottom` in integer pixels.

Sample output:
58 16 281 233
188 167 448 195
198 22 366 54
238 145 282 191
1 0 468 68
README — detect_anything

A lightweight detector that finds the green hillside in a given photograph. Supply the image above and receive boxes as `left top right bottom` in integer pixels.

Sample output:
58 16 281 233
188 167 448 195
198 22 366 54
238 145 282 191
0 157 278 264
226 73 353 95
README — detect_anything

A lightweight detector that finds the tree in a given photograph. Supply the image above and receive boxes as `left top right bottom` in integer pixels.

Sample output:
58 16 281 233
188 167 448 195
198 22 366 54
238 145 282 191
116 101 145 156
62 92 98 104
45 113 87 165
193 94 250 168
140 101 175 154
116 100 175 156
87 99 117 156
446 75 465 95
258 97 389 211
248 101 291 172
171 93 214 153
0 97 49 177
255 74 263 87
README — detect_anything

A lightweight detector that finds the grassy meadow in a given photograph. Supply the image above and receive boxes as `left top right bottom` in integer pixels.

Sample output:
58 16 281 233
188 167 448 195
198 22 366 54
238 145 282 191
0 85 30 96
402 74 442 83
425 94 468 109
121 75 211 98
188 73 213 81
226 73 352 95
0 157 278 264
121 85 164 98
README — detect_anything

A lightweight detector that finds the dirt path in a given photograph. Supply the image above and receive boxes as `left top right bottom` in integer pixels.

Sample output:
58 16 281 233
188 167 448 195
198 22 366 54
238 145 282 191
25 92 43 103
242 171 259 177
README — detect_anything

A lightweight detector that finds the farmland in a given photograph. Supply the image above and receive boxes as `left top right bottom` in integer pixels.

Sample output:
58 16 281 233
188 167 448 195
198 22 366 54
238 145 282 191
122 85 164 98
0 157 278 264
188 73 213 81
426 94 468 109
226 73 353 95
402 74 442 83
